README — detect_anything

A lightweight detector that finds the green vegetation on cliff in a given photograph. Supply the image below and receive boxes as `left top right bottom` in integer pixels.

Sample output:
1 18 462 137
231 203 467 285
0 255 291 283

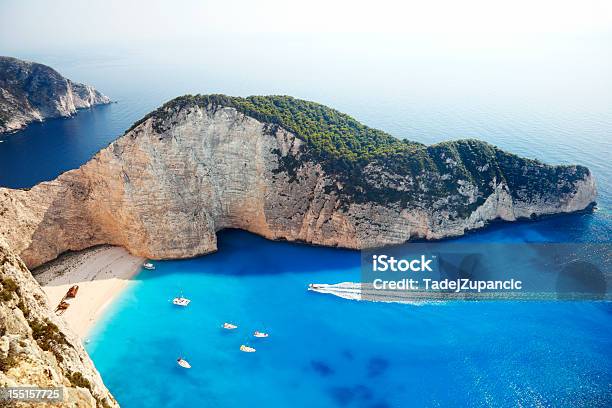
130 94 590 209
129 94 423 162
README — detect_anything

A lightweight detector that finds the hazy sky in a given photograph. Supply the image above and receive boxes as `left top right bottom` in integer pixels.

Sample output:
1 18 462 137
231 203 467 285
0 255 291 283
1 0 611 54
1 0 610 116
0 0 610 182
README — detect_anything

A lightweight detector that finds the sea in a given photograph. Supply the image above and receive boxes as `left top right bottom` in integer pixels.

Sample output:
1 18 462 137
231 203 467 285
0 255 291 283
0 39 610 407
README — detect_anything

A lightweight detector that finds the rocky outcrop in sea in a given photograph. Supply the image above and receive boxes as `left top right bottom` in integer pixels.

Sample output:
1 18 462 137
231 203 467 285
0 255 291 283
0 56 110 133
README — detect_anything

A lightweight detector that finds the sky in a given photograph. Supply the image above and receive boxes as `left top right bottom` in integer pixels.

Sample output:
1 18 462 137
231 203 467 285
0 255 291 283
1 0 612 54
0 0 610 117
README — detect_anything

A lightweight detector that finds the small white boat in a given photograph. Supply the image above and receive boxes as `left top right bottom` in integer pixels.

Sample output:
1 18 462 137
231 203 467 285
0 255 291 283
173 297 191 306
177 358 191 369
143 262 155 270
223 322 238 330
253 331 269 338
240 345 256 353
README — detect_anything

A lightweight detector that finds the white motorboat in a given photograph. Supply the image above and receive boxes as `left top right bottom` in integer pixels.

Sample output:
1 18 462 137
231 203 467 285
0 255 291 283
253 331 269 338
173 297 191 306
240 345 256 353
223 322 238 330
177 358 191 369
143 262 155 270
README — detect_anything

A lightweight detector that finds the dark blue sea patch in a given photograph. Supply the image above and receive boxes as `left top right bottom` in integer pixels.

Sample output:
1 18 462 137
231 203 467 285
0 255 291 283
366 357 389 378
342 350 354 360
311 360 335 377
328 385 374 407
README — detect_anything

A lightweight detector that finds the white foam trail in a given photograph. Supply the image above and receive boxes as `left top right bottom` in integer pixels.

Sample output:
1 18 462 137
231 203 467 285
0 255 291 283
307 282 444 306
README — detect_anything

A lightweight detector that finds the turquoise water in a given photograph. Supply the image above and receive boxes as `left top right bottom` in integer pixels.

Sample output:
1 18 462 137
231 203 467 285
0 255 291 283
86 230 612 407
0 48 610 406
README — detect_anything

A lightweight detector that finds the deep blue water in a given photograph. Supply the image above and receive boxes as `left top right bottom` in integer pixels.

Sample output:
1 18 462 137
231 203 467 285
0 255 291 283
0 51 610 407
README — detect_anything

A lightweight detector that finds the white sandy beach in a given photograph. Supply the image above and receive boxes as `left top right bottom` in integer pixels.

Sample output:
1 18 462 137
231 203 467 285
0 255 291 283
34 246 145 338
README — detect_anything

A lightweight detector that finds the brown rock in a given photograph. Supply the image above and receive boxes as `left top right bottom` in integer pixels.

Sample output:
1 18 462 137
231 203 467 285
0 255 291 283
0 238 118 408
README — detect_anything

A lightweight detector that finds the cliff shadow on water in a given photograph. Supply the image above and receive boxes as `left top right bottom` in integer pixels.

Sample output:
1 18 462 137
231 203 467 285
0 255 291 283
133 229 361 281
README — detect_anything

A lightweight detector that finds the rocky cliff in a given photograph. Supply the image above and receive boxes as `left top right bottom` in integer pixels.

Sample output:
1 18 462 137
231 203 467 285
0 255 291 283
0 56 110 133
0 95 597 269
0 238 118 407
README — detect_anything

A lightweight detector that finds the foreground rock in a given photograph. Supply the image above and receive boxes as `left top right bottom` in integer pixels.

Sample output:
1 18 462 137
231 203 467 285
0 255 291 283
0 238 118 407
0 56 110 133
0 95 596 269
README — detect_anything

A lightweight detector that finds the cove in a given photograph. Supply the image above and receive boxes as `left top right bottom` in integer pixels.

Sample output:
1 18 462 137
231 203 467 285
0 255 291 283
86 230 612 408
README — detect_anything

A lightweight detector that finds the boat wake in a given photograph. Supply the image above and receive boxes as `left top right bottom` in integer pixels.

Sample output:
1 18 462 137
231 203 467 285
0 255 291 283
307 282 444 306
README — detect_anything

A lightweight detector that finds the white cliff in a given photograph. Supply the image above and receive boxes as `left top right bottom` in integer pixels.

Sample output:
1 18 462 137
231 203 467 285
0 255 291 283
0 97 596 269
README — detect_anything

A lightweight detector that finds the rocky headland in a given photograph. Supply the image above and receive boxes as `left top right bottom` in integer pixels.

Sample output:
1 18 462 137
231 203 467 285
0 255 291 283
0 56 110 133
0 94 597 407
0 95 597 269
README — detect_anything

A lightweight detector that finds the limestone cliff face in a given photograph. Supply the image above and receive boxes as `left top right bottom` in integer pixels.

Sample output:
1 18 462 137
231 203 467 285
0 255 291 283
0 238 118 407
0 100 597 269
0 56 110 133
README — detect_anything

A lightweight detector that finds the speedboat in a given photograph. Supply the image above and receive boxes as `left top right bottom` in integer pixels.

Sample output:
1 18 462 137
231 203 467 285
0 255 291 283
177 358 191 369
223 322 238 330
143 262 155 270
240 345 256 353
173 297 191 306
253 331 269 338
